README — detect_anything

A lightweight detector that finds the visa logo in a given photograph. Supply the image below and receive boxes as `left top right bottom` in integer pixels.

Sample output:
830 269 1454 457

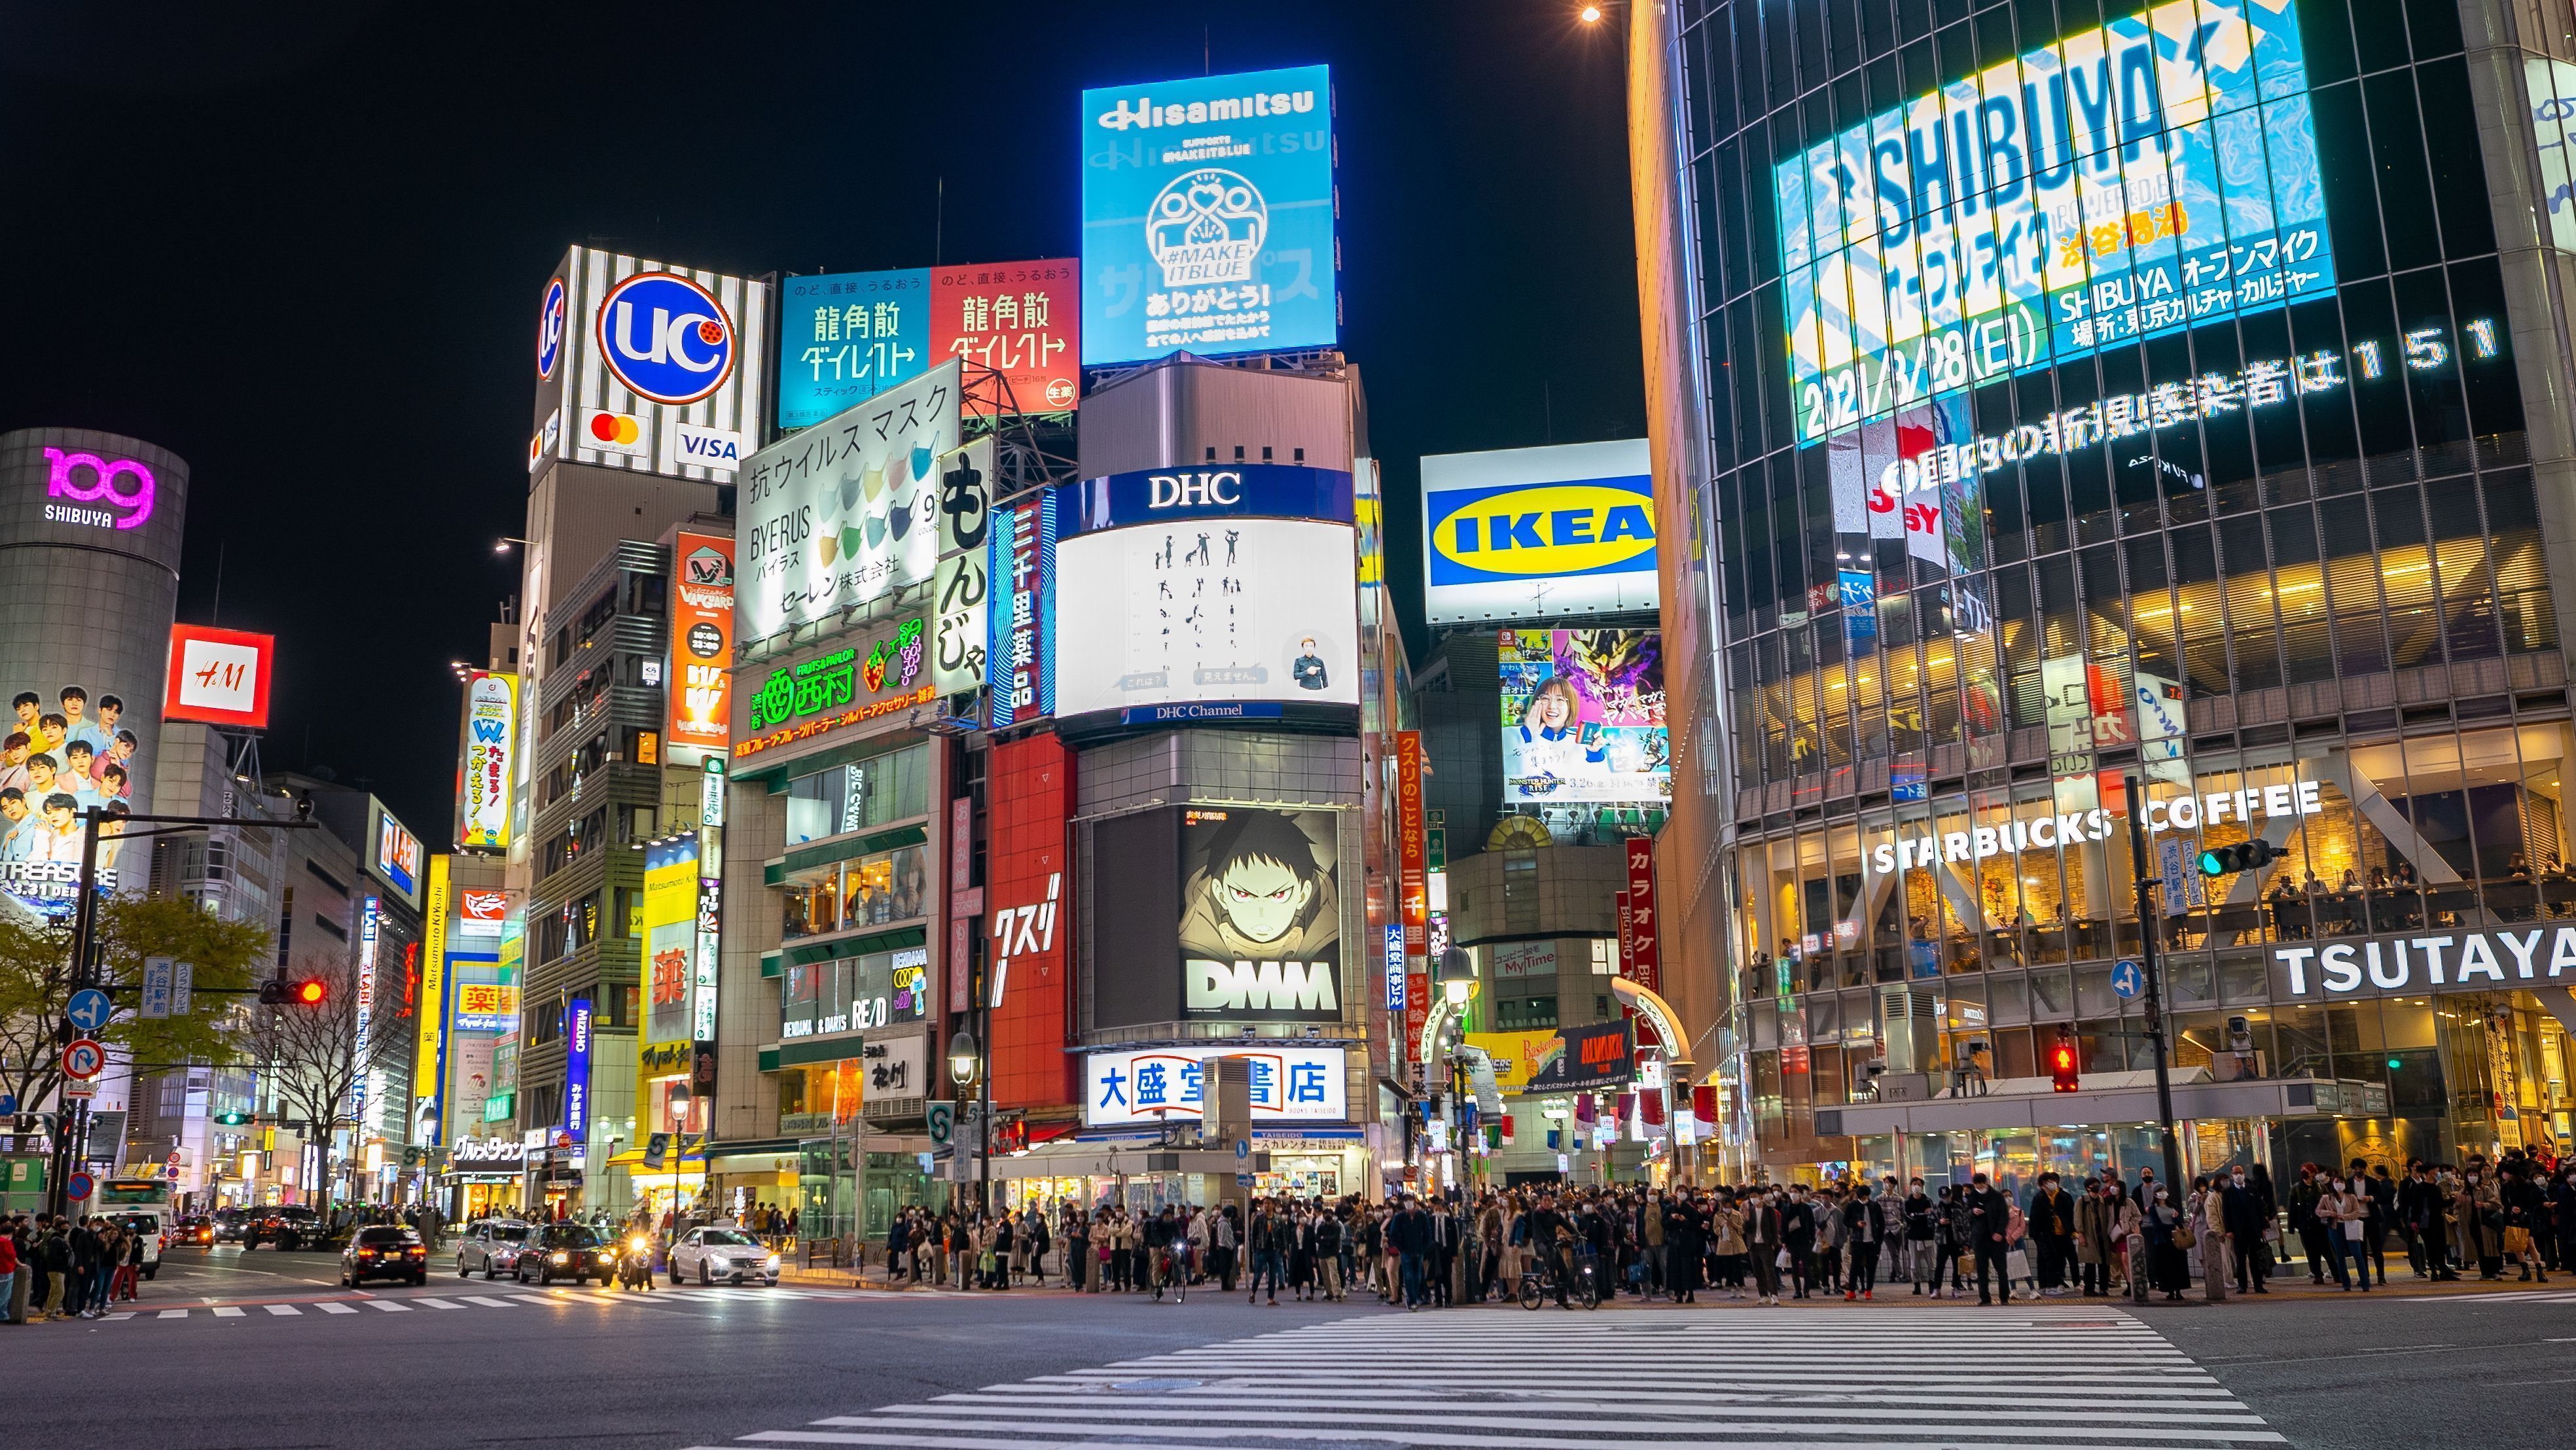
1427 476 1656 584
675 423 743 471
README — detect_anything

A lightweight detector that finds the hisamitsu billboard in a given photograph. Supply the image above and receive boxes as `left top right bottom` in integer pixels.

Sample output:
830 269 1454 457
1420 439 1658 625
1082 65 1338 364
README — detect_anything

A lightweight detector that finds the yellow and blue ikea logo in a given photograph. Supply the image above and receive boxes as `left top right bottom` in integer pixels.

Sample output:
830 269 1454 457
1425 474 1656 586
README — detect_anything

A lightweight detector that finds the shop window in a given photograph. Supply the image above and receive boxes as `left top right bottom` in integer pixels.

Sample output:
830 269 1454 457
1497 995 1558 1031
783 741 931 846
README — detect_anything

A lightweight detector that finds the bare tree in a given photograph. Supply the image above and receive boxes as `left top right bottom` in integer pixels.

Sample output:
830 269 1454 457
243 952 361 1211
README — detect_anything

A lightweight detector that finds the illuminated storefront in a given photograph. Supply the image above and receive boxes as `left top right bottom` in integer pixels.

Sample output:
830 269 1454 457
1637 0 2576 1182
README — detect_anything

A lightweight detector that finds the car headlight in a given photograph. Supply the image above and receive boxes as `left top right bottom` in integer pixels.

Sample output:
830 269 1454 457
550 1252 570 1264
764 1254 780 1269
708 1258 728 1271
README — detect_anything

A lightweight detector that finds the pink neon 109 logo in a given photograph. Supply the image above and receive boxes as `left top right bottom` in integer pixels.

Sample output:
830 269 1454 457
43 447 156 531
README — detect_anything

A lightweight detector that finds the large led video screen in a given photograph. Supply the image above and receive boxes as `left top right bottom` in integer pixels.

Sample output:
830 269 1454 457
1776 0 2336 443
1051 518 1357 719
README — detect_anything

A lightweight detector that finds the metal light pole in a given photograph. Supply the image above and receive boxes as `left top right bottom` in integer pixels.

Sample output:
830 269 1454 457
2122 774 2187 1197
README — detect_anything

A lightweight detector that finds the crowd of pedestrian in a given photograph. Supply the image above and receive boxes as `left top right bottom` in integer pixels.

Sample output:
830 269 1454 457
0 1212 147 1324
856 1144 2575 1309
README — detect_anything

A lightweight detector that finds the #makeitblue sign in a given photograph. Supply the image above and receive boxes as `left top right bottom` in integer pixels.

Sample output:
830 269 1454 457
1081 64 1338 364
1776 0 2336 442
778 269 931 431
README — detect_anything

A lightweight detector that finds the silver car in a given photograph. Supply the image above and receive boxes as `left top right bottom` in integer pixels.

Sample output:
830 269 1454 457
455 1219 534 1280
668 1227 779 1286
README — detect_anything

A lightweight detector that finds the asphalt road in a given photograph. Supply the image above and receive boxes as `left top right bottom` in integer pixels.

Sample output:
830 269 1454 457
2 1248 2566 1449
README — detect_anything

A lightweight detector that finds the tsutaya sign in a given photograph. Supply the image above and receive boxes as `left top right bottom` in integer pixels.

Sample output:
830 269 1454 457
2277 927 2576 1000
1868 779 2323 874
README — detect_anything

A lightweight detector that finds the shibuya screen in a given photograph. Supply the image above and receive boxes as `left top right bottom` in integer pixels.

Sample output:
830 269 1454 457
1778 0 2336 443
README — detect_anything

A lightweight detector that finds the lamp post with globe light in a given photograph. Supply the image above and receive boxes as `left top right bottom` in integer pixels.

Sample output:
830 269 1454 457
948 1024 986 1216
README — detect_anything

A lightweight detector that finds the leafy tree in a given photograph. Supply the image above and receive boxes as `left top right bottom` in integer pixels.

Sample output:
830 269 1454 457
0 898 267 1148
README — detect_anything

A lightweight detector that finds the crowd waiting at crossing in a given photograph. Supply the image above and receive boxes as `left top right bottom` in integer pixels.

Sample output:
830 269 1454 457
880 1144 2574 1305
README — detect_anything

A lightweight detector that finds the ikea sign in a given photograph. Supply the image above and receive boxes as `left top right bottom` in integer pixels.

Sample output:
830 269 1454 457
1420 439 1658 624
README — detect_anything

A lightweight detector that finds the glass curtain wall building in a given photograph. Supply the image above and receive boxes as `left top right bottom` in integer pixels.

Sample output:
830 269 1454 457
1640 0 2576 1188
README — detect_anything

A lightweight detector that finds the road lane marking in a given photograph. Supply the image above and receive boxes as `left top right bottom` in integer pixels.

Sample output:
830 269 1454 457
264 1303 302 1316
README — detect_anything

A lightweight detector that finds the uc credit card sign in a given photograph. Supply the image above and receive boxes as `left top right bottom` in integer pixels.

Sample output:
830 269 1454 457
1082 64 1338 364
1419 439 1658 625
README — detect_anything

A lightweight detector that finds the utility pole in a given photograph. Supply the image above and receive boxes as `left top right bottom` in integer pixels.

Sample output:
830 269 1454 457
2122 774 2187 1197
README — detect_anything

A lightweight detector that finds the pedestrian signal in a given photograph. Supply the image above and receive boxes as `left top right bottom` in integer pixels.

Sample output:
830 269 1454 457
2195 840 2280 877
2049 1037 2081 1093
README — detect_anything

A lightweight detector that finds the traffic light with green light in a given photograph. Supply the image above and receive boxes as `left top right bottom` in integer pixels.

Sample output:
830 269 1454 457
213 1111 249 1127
2196 840 2282 877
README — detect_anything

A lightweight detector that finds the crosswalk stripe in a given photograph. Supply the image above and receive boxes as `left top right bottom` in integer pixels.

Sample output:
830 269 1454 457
319 1301 359 1315
2395 1288 2576 1303
211 1306 245 1318
463 1296 516 1307
264 1303 302 1316
157 1309 188 1319
103 1311 134 1320
708 1308 2281 1449
414 1297 464 1309
368 1300 412 1312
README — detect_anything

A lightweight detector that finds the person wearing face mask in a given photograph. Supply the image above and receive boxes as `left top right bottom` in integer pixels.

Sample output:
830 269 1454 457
2143 1186 2187 1300
1743 1188 1784 1307
2217 1165 2270 1294
2550 1166 2576 1277
2458 1163 2506 1279
2073 1178 2114 1296
2026 1173 2076 1297
2397 1159 2439 1279
1902 1178 1939 1296
2289 1164 2338 1286
1840 1182 1881 1301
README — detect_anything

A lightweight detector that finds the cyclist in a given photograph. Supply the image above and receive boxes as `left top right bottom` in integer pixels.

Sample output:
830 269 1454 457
1524 1194 1575 1307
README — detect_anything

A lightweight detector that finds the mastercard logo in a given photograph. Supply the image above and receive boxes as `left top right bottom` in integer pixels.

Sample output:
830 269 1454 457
589 412 643 446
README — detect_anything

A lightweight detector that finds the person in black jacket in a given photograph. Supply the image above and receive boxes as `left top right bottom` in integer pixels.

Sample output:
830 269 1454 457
1666 1194 1704 1303
1966 1173 2013 1305
1903 1180 1940 1296
2218 1165 2270 1294
1780 1186 1816 1300
2026 1174 2077 1296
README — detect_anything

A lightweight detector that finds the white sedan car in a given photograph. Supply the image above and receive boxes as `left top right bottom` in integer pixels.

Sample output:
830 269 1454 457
669 1227 780 1286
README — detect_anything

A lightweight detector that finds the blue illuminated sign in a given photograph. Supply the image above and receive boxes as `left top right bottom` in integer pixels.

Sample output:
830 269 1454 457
986 489 1058 729
1060 464 1353 537
1081 65 1338 364
778 269 930 430
1778 0 2335 442
562 997 593 1139
595 272 737 407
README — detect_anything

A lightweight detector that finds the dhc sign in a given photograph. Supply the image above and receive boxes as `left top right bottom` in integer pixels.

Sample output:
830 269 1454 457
1060 463 1353 537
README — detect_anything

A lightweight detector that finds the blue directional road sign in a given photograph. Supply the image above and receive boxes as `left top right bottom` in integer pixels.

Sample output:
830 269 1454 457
65 988 111 1033
0 1093 14 1116
2111 959 2145 1001
1234 1138 1251 1163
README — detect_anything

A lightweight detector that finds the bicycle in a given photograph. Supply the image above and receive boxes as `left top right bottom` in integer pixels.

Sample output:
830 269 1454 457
1151 1241 1191 1302
1518 1242 1600 1311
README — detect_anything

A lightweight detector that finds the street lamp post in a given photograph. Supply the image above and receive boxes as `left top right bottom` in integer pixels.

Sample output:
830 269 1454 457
947 1024 985 1216
2122 774 2188 1199
45 800 319 1217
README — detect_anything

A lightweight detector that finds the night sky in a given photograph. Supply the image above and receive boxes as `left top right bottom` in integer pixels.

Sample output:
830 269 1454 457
0 1 1643 835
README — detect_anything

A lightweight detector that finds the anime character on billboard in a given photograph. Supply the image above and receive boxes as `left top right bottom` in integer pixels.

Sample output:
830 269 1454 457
1500 630 1671 802
1179 808 1340 963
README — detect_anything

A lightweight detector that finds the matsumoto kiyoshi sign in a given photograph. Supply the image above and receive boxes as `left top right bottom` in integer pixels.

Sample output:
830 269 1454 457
2276 927 2576 1000
1867 777 2322 874
1780 0 2337 442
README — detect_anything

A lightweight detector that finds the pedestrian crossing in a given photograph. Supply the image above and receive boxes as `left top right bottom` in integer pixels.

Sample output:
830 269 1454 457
86 1282 980 1325
687 1306 2283 1448
2397 1287 2576 1305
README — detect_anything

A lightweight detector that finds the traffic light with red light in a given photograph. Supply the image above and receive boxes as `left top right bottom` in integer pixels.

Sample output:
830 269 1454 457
2049 1035 2081 1093
259 978 328 1006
